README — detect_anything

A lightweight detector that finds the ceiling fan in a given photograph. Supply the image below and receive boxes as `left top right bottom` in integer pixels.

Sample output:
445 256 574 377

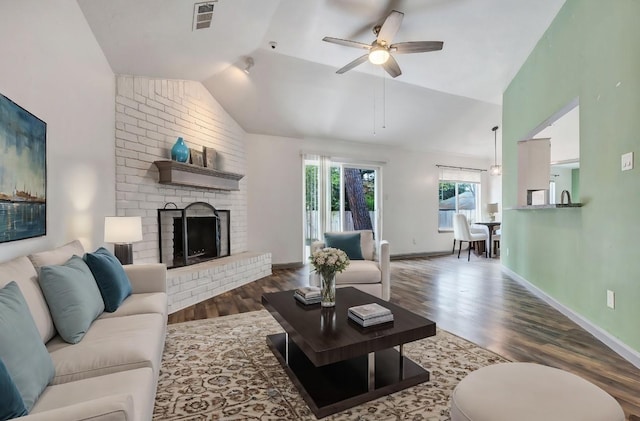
322 10 443 78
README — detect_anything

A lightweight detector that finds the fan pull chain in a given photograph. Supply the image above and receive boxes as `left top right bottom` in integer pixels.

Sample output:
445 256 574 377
373 80 376 136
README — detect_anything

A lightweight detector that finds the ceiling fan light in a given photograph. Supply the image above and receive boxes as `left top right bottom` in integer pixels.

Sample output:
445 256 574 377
369 47 390 65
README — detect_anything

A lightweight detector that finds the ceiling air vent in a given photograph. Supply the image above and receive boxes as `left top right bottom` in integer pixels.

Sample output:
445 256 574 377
192 1 216 31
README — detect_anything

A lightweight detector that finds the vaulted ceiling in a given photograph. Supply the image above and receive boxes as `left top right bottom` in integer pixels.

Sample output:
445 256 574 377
77 0 566 159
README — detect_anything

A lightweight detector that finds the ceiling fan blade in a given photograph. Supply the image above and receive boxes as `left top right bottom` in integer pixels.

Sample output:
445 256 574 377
382 54 402 78
391 41 444 54
377 10 404 45
322 37 371 51
336 54 369 74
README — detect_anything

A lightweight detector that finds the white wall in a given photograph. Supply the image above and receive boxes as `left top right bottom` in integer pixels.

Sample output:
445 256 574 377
247 133 494 264
487 172 504 221
0 0 115 260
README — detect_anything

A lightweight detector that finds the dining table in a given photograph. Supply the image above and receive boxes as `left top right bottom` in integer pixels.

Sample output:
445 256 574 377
472 221 501 257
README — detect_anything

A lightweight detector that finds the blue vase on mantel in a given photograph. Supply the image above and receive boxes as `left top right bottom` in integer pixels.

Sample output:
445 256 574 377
171 137 189 163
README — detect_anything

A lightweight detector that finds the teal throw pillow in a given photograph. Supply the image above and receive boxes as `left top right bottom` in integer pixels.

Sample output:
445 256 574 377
0 358 28 419
39 256 105 344
0 282 55 411
83 247 132 312
324 232 363 260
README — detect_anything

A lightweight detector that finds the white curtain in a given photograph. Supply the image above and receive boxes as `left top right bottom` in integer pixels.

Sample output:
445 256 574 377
439 166 482 183
303 153 332 244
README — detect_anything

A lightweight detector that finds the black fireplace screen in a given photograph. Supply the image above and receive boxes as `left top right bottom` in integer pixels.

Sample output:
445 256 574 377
157 202 230 268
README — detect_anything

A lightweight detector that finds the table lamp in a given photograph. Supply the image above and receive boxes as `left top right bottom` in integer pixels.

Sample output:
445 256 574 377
487 203 499 222
104 216 143 265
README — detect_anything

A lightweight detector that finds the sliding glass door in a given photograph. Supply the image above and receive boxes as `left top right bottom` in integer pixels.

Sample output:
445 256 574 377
304 156 380 258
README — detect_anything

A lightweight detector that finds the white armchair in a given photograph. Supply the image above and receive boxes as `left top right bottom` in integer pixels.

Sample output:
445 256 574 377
310 230 390 301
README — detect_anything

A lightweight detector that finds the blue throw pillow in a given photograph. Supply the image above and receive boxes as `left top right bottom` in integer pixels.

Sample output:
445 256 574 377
324 232 363 260
0 358 28 419
39 256 105 344
0 282 55 411
84 247 132 312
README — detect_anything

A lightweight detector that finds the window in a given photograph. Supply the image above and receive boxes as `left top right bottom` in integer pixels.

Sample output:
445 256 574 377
438 166 482 231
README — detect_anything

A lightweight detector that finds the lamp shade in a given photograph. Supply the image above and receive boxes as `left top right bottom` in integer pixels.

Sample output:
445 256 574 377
104 217 143 244
487 203 499 214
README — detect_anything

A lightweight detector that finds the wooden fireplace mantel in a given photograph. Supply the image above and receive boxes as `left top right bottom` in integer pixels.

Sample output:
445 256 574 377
152 160 244 191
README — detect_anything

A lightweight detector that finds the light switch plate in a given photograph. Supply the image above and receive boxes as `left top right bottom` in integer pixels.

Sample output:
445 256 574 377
607 290 615 309
622 152 634 171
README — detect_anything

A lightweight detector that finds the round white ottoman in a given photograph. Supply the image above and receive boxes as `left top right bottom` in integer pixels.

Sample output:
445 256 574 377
450 362 624 421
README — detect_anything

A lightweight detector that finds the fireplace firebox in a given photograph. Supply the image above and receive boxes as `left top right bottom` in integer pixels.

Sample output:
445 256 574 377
157 202 230 268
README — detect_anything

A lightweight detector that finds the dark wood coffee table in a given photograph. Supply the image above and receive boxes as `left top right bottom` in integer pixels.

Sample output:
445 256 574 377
261 287 436 418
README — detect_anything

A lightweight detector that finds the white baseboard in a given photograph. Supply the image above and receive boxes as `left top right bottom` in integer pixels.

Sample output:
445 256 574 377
502 265 640 369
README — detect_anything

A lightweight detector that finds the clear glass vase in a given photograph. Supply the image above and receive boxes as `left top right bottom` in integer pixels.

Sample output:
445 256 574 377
320 272 336 307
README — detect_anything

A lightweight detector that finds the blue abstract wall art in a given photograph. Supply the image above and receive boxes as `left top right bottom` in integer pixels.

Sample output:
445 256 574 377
0 93 46 243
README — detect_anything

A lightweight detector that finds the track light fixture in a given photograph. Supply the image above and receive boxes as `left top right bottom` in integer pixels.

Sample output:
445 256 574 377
243 57 254 74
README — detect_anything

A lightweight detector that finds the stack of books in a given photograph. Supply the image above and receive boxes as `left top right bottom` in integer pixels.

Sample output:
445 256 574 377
348 303 394 327
294 287 321 305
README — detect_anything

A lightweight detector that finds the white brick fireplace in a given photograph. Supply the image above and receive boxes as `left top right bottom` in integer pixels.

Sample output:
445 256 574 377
114 75 271 313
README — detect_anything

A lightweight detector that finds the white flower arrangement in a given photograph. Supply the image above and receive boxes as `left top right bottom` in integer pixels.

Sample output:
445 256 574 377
309 247 350 278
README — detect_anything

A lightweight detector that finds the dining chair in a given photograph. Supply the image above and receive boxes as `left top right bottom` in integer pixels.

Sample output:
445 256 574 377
452 214 488 261
493 228 501 256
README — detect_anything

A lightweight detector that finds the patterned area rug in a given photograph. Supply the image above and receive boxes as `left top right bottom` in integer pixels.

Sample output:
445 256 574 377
153 310 508 420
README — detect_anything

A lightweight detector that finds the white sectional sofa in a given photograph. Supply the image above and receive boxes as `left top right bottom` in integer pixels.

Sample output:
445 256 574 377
0 240 167 421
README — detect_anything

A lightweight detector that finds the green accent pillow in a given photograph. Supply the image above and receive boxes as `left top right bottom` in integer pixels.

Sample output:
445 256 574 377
39 256 105 344
83 247 132 312
0 282 55 411
324 232 363 260
0 358 28 419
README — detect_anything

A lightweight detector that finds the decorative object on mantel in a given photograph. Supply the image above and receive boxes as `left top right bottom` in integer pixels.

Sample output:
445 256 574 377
487 203 499 222
104 216 143 265
152 160 244 191
0 93 47 243
170 137 190 163
189 148 204 166
489 125 502 176
203 146 217 169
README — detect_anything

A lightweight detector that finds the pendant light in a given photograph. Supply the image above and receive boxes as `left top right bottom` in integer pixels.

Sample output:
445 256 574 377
489 125 502 176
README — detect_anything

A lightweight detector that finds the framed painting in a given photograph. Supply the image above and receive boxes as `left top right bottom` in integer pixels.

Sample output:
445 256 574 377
190 148 204 166
0 93 47 243
204 146 217 169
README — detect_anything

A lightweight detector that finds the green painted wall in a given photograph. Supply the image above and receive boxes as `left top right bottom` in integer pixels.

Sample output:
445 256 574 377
502 0 640 351
571 168 580 200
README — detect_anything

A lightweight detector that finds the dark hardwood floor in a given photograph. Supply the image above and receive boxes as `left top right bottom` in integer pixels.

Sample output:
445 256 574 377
169 254 640 419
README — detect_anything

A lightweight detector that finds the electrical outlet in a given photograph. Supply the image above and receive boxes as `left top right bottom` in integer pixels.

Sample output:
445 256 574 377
622 152 634 171
505 248 510 257
607 290 615 309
